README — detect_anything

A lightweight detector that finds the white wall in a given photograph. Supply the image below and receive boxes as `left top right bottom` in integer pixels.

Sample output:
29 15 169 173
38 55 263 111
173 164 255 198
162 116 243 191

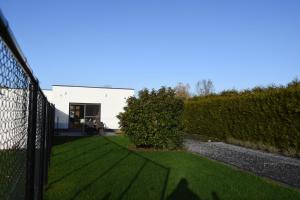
0 88 29 149
43 89 53 102
43 86 134 130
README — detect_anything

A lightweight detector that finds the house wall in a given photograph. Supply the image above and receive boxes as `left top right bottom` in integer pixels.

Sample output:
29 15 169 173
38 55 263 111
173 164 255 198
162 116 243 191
0 88 29 149
43 86 134 130
43 90 53 102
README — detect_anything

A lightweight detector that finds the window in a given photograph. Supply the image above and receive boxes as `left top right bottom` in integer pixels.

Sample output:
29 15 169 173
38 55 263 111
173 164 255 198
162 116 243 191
69 103 101 130
85 104 100 117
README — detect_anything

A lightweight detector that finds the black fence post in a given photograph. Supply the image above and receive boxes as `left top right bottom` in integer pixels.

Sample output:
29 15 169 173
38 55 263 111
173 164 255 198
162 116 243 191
38 94 47 200
45 103 54 184
25 83 38 200
44 103 50 186
49 105 55 167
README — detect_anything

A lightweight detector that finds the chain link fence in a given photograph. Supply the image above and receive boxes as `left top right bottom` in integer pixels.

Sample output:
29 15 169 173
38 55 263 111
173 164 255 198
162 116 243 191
0 12 55 200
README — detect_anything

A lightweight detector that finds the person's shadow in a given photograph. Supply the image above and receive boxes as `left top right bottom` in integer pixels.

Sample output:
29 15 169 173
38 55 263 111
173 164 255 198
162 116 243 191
167 178 200 200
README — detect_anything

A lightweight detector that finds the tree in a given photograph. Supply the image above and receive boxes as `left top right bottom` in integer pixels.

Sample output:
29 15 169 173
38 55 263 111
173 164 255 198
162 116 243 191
117 87 184 149
288 76 300 88
174 82 191 99
196 79 214 96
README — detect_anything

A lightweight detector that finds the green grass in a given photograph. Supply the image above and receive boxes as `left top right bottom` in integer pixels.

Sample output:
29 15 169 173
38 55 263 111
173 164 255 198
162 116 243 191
0 149 27 200
45 136 300 200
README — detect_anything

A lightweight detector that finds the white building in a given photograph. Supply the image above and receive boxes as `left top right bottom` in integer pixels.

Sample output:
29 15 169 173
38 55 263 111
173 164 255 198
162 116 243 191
43 85 134 131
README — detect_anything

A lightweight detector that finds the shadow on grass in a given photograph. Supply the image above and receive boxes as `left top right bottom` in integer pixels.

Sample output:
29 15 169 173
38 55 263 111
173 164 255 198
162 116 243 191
103 137 171 200
167 178 200 200
52 136 99 159
211 192 221 200
47 149 113 189
53 136 92 146
166 179 221 200
52 142 110 168
102 192 111 200
70 152 131 200
52 141 96 157
48 136 194 200
117 160 148 199
0 150 27 200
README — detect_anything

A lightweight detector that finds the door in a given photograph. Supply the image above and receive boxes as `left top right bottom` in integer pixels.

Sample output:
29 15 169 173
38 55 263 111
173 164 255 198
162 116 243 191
69 104 85 130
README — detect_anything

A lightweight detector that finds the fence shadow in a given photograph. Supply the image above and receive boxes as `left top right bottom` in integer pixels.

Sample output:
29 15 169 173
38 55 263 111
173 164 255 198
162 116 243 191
47 136 225 200
52 137 98 157
70 152 131 200
48 136 171 200
103 137 171 200
117 160 148 199
52 136 92 146
47 149 112 189
51 142 110 168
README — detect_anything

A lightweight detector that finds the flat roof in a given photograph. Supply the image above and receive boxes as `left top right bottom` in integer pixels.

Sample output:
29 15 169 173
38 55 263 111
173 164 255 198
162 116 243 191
52 84 134 91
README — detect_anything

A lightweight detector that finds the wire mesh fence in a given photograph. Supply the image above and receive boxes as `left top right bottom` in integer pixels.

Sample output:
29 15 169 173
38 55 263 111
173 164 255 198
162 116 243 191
0 12 55 200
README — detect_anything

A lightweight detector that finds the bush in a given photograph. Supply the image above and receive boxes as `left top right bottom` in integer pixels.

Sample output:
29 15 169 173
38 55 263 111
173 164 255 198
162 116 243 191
117 87 184 149
182 84 300 156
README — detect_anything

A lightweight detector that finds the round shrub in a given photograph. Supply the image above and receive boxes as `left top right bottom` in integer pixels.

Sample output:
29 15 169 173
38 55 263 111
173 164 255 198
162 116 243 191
117 87 184 149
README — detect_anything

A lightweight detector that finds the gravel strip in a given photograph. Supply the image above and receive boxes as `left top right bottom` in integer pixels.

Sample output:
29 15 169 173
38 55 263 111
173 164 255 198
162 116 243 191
184 139 300 188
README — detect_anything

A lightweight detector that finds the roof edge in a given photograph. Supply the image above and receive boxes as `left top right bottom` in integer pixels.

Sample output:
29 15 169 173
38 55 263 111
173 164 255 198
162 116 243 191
52 84 135 90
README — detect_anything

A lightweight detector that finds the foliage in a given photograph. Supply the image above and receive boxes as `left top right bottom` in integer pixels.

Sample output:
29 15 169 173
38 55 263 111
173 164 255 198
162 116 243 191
288 76 300 88
183 82 300 156
117 87 184 149
174 82 191 99
196 79 215 96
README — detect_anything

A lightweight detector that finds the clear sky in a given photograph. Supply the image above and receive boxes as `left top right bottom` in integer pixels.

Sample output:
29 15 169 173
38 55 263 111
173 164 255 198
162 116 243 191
0 0 299 93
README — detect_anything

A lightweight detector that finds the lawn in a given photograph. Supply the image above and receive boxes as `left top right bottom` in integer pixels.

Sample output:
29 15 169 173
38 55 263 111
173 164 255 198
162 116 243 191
0 150 27 200
45 135 300 200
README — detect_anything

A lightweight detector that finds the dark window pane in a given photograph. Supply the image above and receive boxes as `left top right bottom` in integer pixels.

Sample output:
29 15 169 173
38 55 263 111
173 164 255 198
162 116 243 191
86 105 100 116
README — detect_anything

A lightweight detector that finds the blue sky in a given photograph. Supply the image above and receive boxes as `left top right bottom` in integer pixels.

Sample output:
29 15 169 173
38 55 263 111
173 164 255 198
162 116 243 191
0 0 299 93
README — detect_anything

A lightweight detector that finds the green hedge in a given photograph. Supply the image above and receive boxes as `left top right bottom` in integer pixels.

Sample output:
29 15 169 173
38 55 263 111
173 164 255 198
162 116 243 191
182 86 300 155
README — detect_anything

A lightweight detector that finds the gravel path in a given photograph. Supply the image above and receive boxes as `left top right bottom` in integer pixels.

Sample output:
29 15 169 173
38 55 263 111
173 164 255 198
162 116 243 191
184 139 300 188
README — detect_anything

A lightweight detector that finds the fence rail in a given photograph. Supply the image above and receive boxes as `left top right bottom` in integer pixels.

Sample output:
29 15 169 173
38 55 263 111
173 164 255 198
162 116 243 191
0 11 55 200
